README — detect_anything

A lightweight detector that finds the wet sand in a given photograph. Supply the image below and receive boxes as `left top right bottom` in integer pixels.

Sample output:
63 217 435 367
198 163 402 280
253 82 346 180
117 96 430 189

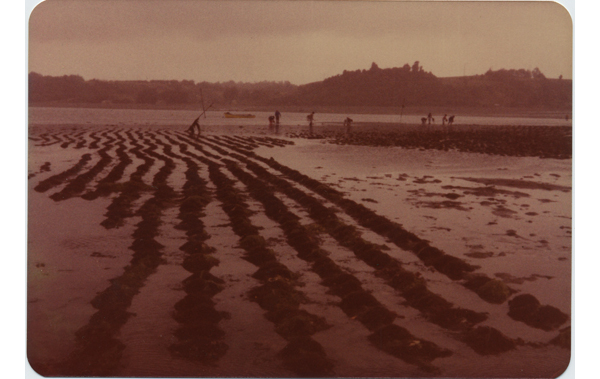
28 122 571 378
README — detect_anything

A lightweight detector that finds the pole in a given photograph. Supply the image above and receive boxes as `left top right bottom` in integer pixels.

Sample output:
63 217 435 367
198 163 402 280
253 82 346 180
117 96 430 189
199 103 213 118
400 98 405 122
200 88 207 118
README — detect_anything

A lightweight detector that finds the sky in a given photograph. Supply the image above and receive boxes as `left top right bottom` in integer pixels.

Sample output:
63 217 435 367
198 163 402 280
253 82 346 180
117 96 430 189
28 0 573 84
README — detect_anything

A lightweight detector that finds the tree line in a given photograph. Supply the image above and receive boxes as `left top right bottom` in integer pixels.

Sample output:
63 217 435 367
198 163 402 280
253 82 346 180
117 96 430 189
29 63 571 109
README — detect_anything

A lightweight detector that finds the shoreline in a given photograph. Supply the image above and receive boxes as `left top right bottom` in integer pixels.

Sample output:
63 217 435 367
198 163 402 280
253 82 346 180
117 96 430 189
29 102 572 119
29 121 572 129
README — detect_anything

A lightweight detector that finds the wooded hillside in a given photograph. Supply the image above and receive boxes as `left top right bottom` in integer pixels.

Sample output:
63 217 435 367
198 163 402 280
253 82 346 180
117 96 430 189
29 63 571 110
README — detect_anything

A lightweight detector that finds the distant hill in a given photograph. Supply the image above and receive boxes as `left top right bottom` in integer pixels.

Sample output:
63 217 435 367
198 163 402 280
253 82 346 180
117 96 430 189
27 72 297 108
28 63 571 110
284 63 571 109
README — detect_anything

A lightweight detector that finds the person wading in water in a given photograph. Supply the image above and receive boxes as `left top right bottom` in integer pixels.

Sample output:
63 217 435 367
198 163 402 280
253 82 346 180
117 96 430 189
275 110 281 134
307 112 315 135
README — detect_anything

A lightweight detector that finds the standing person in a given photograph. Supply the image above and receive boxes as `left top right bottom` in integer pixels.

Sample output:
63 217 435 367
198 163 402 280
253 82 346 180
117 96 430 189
442 114 448 126
275 110 281 133
427 112 433 125
344 117 353 134
186 116 201 138
307 112 315 134
275 110 281 124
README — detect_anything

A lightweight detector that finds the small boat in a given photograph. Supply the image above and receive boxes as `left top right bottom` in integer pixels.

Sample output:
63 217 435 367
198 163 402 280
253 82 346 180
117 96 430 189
224 112 256 119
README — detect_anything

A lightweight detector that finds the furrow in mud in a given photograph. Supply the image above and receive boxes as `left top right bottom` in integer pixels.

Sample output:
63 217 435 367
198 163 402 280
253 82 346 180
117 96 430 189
39 133 63 147
73 130 88 149
33 131 51 145
33 153 93 192
28 161 52 180
213 142 567 329
216 156 457 372
224 153 487 327
49 144 115 201
218 154 518 361
253 152 569 330
88 131 102 149
60 133 77 149
203 155 336 377
202 136 568 337
249 136 296 148
57 137 179 376
172 133 223 160
149 138 230 364
81 131 133 200
177 132 455 372
224 135 261 149
99 132 156 229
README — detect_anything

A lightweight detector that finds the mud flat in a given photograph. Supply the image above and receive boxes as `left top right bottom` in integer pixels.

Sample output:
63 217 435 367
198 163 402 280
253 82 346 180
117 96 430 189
28 122 571 378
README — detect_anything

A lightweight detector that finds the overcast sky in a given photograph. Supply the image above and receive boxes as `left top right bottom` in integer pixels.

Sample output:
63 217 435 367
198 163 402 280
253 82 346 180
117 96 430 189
28 0 572 84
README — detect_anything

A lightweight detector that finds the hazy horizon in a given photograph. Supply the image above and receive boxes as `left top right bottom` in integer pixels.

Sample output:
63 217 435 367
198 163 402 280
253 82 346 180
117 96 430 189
29 0 572 85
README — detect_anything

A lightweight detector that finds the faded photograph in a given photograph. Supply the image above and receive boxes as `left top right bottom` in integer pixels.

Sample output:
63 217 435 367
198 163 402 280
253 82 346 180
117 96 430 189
27 1 572 377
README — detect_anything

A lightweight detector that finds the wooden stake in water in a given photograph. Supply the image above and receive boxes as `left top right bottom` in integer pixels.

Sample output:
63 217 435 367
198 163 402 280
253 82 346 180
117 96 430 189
200 88 207 118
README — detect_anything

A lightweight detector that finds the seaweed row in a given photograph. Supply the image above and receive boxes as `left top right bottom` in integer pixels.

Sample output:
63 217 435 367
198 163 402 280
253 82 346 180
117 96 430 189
248 135 296 148
33 153 93 192
52 127 91 149
156 137 230 363
73 129 88 149
99 132 156 229
173 131 449 370
36 132 62 147
30 130 48 144
40 161 51 172
203 136 484 283
170 130 567 337
82 131 134 200
89 131 102 149
217 135 295 149
197 135 233 157
218 151 522 357
205 155 335 377
226 153 489 329
27 161 52 180
60 133 77 149
60 137 179 376
219 157 453 372
197 134 568 343
253 153 569 330
49 143 115 201
230 147 520 297
315 125 572 159
168 132 223 160
140 136 177 197
225 135 261 149
210 135 254 152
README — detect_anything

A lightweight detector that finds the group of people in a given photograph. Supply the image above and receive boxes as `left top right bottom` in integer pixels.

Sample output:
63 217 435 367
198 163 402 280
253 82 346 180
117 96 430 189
421 113 455 126
189 109 457 138
268 110 282 132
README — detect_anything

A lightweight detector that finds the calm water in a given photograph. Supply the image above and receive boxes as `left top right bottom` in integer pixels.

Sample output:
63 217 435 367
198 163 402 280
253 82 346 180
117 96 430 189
29 107 571 127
